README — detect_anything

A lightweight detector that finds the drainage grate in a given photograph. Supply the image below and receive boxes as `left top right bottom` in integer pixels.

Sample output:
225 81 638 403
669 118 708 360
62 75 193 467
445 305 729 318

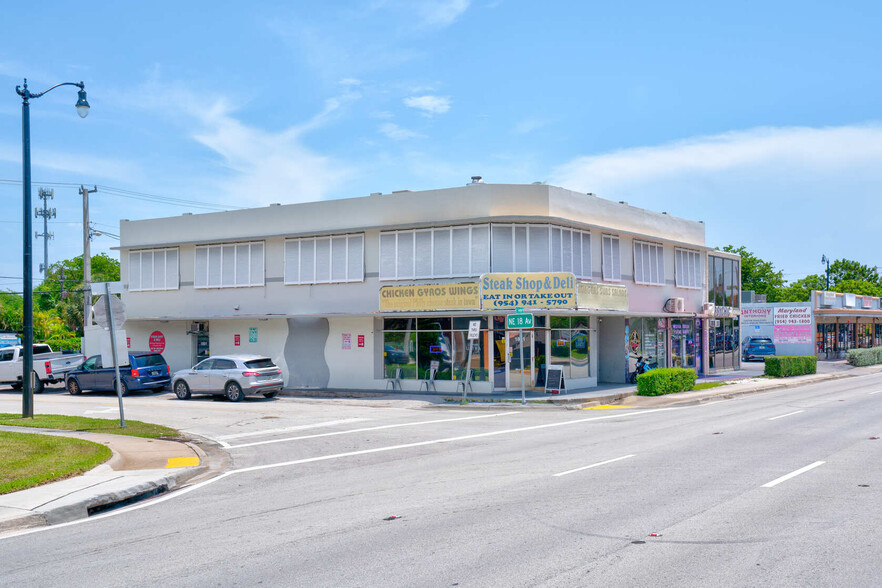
87 485 169 517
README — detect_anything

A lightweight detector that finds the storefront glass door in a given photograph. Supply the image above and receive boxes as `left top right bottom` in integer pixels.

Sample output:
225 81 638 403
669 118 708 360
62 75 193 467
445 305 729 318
507 330 533 390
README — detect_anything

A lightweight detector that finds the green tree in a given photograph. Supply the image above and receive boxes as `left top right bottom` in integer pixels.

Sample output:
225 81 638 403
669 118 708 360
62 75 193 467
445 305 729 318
721 245 785 302
0 292 23 332
835 279 882 297
779 274 826 302
34 253 120 336
827 259 880 287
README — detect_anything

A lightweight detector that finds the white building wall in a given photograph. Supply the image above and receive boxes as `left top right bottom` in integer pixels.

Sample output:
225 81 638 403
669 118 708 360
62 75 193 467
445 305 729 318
325 317 376 389
207 319 291 383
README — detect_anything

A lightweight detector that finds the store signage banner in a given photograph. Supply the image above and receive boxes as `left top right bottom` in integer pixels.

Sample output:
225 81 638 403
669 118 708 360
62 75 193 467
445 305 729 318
480 272 576 310
774 306 812 325
379 283 479 312
342 333 351 349
774 325 812 344
741 307 773 325
577 282 628 311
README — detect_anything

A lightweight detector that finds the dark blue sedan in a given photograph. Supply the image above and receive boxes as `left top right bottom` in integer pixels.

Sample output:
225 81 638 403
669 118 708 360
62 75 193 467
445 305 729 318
66 351 170 396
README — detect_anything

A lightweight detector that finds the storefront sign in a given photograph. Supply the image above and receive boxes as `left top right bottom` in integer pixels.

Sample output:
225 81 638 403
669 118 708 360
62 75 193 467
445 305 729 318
357 335 365 348
379 283 479 312
342 333 351 349
234 334 241 346
774 306 812 325
249 327 257 343
481 273 577 310
429 345 442 354
820 291 835 306
148 331 165 353
126 337 131 349
714 306 738 318
741 307 773 325
862 297 874 309
774 325 812 344
577 282 628 311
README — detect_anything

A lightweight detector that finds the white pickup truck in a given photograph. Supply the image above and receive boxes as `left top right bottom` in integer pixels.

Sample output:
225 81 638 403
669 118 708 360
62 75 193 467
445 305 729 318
0 344 85 393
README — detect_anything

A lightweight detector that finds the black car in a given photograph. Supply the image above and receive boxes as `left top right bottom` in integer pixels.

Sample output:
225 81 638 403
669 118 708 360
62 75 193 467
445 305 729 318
66 351 171 395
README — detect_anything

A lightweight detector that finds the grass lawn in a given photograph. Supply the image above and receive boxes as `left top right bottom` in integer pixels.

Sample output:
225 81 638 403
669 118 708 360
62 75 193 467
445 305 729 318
0 414 183 440
0 431 112 494
692 381 726 391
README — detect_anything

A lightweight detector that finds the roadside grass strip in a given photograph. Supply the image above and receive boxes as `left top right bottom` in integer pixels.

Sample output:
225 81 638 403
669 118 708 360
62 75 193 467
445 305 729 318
0 414 182 440
762 461 826 488
0 431 111 494
553 454 635 477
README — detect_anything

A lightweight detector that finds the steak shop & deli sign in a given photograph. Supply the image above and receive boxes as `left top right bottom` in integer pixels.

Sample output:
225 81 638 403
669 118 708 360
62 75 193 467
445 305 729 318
480 273 577 310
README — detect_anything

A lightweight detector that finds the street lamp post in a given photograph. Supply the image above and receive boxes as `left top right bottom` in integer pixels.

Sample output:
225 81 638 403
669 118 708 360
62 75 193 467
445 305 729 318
821 254 830 291
15 79 89 418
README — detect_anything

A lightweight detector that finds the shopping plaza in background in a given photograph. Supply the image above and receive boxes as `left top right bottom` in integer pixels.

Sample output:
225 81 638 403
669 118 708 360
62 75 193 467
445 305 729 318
115 180 742 393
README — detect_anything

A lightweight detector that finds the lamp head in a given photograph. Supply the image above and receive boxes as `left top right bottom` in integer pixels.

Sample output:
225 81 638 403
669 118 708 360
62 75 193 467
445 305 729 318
75 88 90 118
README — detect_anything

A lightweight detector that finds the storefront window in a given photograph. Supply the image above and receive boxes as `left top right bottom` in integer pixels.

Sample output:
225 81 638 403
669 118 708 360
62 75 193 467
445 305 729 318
550 319 571 380
817 323 835 357
383 331 416 379
671 318 700 370
839 323 855 350
628 318 666 372
858 324 873 348
875 324 882 347
384 316 487 381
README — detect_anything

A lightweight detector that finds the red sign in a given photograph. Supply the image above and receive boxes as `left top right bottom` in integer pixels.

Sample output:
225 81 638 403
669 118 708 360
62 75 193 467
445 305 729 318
126 337 131 349
234 334 241 346
148 331 166 353
357 335 365 348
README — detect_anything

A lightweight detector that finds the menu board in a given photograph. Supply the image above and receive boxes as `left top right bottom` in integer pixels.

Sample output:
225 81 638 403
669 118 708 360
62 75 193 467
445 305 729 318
545 366 565 394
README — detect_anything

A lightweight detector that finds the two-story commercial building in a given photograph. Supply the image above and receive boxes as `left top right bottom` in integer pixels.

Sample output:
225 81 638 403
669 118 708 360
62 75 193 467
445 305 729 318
117 181 740 393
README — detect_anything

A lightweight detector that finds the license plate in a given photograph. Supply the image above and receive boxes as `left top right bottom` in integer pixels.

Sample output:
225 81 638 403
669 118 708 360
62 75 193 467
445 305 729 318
151 371 159 376
258 375 276 381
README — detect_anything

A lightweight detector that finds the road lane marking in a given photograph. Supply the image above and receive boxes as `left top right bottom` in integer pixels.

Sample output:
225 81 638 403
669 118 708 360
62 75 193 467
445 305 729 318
553 454 635 477
762 461 825 488
84 408 116 415
226 412 521 449
767 410 804 421
0 406 678 540
166 457 200 468
211 418 368 446
870 391 882 395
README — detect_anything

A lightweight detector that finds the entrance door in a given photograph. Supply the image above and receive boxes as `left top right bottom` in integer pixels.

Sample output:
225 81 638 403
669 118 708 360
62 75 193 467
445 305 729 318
507 330 533 390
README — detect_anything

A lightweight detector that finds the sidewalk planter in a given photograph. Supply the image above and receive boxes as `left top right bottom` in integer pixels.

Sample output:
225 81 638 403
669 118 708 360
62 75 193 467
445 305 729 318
846 346 882 367
636 368 697 396
764 356 817 377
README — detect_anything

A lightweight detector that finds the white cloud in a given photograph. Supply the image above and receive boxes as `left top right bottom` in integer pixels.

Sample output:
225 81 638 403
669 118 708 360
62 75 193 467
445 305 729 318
512 118 547 135
403 95 451 115
379 122 425 140
551 124 882 191
415 0 470 28
0 143 141 183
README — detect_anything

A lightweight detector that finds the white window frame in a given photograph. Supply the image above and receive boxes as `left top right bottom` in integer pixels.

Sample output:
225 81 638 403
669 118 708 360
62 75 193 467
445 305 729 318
194 241 264 289
128 247 179 291
675 248 702 289
284 233 364 285
490 223 591 278
379 224 490 281
601 234 621 282
633 240 665 286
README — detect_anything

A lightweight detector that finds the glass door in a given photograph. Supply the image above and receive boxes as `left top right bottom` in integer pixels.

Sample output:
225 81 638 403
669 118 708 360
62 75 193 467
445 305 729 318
507 330 533 391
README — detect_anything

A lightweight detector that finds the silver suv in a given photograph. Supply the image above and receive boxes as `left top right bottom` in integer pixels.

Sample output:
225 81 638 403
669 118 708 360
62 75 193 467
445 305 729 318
171 355 283 401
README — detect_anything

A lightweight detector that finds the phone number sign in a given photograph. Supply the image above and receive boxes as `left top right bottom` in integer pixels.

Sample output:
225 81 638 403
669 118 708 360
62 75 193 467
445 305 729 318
480 273 577 310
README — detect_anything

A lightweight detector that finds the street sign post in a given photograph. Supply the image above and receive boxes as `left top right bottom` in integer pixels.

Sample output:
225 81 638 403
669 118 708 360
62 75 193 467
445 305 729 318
506 313 533 404
461 320 481 404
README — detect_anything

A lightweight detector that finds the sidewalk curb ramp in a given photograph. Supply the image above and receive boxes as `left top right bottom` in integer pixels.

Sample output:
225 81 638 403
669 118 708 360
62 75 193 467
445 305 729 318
0 431 229 534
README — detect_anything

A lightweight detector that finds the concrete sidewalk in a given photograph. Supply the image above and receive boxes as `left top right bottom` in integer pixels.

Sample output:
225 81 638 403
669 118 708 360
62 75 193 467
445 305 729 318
0 428 227 534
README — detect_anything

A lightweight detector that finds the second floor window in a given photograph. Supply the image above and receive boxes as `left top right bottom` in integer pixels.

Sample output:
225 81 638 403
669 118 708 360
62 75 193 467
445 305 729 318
285 233 364 284
129 248 179 291
633 240 664 286
380 225 490 280
675 248 702 289
602 234 621 281
195 241 264 288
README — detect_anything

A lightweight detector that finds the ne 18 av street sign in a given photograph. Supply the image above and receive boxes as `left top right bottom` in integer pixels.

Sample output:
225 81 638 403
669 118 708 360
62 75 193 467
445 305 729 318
506 313 534 329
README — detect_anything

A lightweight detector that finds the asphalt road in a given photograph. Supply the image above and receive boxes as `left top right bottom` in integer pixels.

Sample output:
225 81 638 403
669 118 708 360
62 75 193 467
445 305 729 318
1 375 881 587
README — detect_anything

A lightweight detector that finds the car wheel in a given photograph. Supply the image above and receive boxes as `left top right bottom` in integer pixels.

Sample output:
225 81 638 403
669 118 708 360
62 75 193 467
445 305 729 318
67 378 81 395
263 391 278 399
114 380 129 397
226 382 245 402
174 380 191 400
33 373 44 394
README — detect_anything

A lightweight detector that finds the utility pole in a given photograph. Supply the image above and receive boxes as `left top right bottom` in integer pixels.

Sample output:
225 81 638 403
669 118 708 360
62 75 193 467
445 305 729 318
35 187 55 274
80 185 97 331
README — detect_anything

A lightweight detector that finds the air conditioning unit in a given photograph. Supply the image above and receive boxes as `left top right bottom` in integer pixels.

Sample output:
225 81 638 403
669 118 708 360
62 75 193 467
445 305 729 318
189 321 207 333
674 297 686 313
703 302 716 315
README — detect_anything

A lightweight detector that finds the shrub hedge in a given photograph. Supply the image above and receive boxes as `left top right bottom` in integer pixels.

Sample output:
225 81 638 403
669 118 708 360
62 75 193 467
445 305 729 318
846 347 882 367
764 356 817 377
635 368 697 396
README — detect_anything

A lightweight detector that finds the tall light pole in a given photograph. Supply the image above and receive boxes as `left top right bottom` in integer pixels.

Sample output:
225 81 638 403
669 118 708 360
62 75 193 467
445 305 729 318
15 79 89 418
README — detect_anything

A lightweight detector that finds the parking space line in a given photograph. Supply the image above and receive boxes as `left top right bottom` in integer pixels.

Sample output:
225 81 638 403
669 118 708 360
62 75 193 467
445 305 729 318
767 410 804 421
216 418 367 441
870 390 882 395
762 461 825 488
553 454 635 477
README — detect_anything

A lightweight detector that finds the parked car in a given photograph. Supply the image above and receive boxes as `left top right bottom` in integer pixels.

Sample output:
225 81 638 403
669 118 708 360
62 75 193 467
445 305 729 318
171 355 283 402
66 352 170 396
0 344 85 393
742 337 777 361
384 345 410 365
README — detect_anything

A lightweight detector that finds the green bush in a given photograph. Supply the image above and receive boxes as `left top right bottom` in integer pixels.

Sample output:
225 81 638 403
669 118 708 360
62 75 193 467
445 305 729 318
764 356 817 377
846 347 882 367
635 368 697 396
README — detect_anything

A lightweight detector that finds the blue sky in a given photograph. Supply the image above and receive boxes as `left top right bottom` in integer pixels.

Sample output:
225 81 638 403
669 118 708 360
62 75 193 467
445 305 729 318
2 0 881 290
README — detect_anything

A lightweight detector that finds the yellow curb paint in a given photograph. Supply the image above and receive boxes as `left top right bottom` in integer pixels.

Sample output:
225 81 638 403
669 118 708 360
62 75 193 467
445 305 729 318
583 405 636 410
166 457 200 468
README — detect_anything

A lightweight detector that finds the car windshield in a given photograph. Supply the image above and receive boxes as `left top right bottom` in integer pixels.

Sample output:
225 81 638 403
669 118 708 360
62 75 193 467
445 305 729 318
134 354 165 367
244 358 276 369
